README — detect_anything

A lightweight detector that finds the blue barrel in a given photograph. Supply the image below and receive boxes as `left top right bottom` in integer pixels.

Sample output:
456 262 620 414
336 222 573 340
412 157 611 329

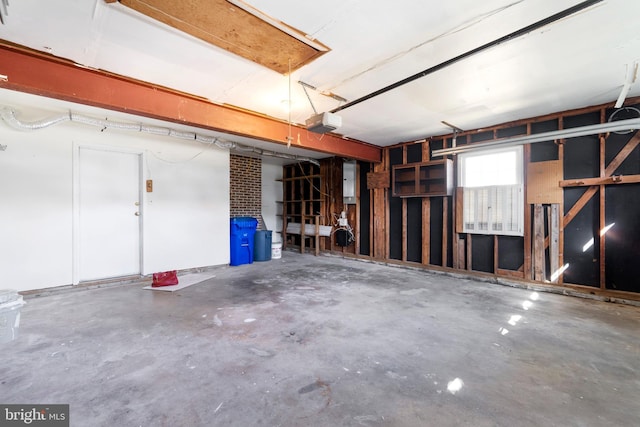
253 230 272 262
230 217 258 266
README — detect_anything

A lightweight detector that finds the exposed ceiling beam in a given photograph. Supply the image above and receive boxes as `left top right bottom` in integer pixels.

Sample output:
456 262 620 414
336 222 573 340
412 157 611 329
0 43 380 162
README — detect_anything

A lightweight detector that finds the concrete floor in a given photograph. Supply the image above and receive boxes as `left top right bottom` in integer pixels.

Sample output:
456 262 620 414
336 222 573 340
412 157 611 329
2 253 640 426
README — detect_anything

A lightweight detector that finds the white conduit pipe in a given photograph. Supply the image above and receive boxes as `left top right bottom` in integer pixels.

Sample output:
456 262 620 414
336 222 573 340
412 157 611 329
0 107 320 166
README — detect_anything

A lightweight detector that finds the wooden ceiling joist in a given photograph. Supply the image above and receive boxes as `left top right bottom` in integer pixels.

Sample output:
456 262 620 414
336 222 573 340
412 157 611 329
0 43 380 162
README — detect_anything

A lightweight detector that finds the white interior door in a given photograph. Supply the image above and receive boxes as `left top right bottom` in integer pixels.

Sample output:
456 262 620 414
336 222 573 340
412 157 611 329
78 147 141 281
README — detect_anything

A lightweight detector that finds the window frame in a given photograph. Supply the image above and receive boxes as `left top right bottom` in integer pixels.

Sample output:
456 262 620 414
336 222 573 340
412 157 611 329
458 145 524 237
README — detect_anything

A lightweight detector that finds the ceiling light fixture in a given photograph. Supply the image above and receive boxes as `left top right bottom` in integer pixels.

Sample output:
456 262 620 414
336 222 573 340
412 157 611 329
432 117 640 156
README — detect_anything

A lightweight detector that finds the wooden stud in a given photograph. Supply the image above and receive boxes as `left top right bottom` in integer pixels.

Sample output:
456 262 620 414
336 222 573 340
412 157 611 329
442 197 448 267
355 162 361 256
523 141 532 280
372 152 388 259
493 235 499 274
402 146 408 262
466 234 473 271
599 131 606 289
496 268 525 279
549 204 560 283
558 124 565 284
560 174 640 187
422 141 431 265
533 204 545 281
384 150 391 260
457 237 466 269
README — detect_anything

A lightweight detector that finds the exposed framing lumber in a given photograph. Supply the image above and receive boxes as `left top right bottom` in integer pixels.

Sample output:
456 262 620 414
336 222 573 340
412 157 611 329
560 174 640 187
422 142 431 265
493 235 499 274
402 146 408 262
355 162 361 256
549 204 560 283
0 42 380 162
466 234 473 272
442 197 448 267
564 131 640 228
599 126 606 289
558 117 565 284
523 142 533 280
533 204 545 281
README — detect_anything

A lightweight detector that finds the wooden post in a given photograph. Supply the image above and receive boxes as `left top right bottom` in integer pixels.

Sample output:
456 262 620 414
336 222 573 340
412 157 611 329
402 146 408 261
533 204 544 281
493 235 499 274
422 142 431 264
466 234 473 271
355 162 361 256
442 197 448 267
372 151 388 259
549 204 560 283
523 140 532 280
599 131 606 289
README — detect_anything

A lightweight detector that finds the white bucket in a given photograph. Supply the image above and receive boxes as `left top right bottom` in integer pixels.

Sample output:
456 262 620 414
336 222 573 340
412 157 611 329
271 242 282 259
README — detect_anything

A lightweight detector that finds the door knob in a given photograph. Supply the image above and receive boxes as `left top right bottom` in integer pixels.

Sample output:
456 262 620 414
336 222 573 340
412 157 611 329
134 201 140 206
134 212 140 216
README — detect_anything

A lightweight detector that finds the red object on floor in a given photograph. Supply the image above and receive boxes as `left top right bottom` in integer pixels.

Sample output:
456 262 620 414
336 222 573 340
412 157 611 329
152 270 179 287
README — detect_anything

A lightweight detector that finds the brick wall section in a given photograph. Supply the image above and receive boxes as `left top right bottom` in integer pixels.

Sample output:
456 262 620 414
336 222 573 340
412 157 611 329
230 154 263 227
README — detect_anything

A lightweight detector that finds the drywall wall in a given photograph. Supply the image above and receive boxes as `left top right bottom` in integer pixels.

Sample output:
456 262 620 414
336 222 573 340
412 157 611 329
0 97 230 292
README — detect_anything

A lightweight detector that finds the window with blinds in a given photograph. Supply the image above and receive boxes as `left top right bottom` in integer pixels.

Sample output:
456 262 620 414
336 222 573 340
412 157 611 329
459 146 524 236
463 185 523 236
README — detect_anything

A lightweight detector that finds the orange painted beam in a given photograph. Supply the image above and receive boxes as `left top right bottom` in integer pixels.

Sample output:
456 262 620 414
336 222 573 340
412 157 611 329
0 43 381 163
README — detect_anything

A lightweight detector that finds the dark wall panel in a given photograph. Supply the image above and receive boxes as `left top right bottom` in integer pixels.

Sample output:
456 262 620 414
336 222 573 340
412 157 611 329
389 148 403 260
407 143 422 163
429 197 443 265
563 188 599 287
359 161 371 256
563 113 600 179
530 119 559 162
470 131 494 143
497 125 527 139
407 198 422 262
561 112 601 287
471 235 493 273
498 236 524 270
605 184 640 292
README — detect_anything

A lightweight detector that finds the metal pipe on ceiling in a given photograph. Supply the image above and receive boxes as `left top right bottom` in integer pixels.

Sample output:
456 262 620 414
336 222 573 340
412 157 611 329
431 117 640 157
331 0 604 114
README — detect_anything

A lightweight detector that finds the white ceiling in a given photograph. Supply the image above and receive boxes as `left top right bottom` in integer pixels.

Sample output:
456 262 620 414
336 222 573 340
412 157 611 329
1 0 639 154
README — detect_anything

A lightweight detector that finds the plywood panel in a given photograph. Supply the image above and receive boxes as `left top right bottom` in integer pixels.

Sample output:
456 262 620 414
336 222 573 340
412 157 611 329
118 0 329 74
367 172 390 189
527 160 563 204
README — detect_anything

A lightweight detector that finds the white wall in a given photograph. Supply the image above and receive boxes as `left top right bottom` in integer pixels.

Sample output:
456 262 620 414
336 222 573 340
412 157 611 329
261 159 283 243
0 100 230 292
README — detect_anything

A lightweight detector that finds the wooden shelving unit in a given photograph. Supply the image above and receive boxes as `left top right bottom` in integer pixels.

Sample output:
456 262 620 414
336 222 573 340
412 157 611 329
392 159 453 197
281 162 326 253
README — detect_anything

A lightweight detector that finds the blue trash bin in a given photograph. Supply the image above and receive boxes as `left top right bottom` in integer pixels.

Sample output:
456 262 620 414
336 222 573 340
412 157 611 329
230 217 258 266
